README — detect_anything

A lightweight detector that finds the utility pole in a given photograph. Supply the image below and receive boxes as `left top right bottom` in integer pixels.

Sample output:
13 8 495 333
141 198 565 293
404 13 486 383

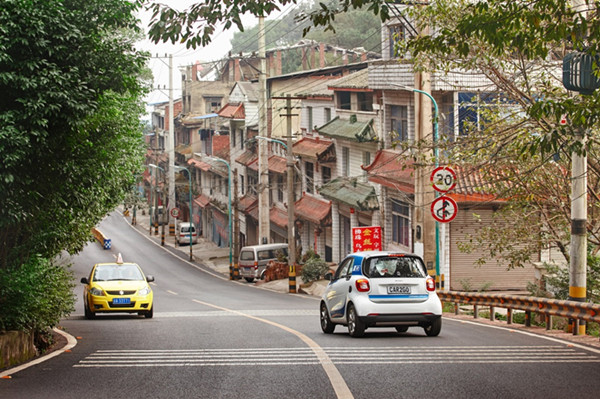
168 54 176 239
258 16 270 244
285 96 297 293
233 171 240 279
567 0 589 336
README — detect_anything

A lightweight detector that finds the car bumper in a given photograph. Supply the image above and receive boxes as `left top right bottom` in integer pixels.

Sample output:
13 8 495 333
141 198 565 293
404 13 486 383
88 294 153 313
359 313 440 327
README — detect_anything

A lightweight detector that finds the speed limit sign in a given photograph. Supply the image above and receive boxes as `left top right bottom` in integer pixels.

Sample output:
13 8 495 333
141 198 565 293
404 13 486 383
430 166 457 193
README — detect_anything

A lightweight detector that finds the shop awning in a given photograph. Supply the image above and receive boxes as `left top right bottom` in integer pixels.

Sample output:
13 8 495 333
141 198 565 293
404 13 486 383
319 177 379 211
362 149 414 194
294 194 331 226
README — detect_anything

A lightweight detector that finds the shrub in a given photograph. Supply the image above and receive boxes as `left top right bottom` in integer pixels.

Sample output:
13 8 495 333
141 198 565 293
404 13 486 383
301 256 330 283
0 255 76 332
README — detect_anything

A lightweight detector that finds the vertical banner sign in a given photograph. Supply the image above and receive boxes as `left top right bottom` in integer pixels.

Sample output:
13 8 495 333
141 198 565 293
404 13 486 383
352 226 382 252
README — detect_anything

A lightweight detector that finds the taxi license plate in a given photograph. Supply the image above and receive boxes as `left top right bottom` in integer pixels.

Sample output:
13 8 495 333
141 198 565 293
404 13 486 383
113 297 131 305
387 285 410 294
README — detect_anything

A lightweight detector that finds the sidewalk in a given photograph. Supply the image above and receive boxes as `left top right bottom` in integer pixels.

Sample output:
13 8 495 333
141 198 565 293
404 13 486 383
123 206 328 297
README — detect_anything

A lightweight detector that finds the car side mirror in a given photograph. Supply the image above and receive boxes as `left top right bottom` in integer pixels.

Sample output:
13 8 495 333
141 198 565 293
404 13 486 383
324 272 333 281
80 277 89 284
146 275 155 283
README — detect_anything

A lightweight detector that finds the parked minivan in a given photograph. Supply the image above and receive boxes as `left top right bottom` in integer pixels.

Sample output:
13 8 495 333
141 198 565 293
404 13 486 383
238 243 288 282
176 222 198 245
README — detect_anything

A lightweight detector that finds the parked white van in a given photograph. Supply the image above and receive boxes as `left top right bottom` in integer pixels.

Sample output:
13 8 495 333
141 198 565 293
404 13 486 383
239 243 288 282
176 222 198 245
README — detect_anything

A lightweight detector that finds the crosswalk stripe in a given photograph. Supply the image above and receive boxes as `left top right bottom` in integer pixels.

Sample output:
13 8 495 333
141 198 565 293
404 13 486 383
73 345 600 368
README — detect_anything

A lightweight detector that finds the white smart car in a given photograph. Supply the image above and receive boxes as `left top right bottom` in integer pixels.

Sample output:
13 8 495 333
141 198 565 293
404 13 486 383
320 251 442 337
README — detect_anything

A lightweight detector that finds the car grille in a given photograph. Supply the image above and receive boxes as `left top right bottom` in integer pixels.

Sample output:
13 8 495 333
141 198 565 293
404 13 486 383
106 290 137 295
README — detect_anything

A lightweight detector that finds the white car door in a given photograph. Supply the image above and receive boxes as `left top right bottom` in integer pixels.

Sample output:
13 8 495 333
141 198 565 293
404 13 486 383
325 257 355 321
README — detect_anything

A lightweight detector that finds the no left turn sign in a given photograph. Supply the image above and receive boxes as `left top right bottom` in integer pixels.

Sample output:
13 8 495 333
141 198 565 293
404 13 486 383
431 196 458 223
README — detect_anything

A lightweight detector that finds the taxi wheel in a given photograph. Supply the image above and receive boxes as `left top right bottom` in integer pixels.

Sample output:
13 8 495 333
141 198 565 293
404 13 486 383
424 317 442 337
347 304 365 338
84 303 95 320
395 326 409 333
320 302 335 334
245 277 254 283
144 307 153 319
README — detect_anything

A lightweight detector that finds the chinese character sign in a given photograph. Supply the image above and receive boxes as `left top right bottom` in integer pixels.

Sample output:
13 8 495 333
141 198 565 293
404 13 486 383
352 226 382 252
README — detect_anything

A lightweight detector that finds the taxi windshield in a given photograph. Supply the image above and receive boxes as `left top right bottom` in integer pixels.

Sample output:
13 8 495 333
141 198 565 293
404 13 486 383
93 264 144 281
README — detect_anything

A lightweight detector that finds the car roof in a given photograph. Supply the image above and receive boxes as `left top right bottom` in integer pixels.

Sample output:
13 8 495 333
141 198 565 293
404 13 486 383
240 243 288 250
347 250 418 261
94 262 140 268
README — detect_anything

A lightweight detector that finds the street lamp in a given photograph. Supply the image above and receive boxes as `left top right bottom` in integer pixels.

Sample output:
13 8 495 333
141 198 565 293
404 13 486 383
148 163 166 246
196 154 233 278
173 165 194 261
390 84 440 277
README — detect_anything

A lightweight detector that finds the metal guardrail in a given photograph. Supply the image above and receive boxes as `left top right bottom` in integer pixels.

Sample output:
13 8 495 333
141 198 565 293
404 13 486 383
438 291 600 337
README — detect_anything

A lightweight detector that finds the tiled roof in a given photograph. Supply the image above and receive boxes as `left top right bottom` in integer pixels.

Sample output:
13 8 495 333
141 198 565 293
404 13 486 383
218 103 245 119
248 155 287 174
292 136 336 162
270 206 288 229
235 150 257 167
188 158 211 171
327 68 369 90
294 194 331 225
316 116 376 143
448 165 506 203
318 177 379 211
238 194 257 212
193 194 211 208
363 150 414 194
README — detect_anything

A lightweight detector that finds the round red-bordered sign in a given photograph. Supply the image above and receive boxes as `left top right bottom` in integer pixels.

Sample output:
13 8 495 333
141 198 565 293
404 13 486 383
170 207 180 219
431 196 458 223
430 166 457 193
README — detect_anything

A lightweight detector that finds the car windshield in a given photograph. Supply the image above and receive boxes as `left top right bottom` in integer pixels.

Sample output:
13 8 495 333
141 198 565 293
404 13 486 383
93 264 144 281
365 256 427 278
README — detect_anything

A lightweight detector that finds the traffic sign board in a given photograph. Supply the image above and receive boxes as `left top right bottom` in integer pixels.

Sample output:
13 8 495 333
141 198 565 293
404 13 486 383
431 196 458 223
170 207 180 219
430 166 457 193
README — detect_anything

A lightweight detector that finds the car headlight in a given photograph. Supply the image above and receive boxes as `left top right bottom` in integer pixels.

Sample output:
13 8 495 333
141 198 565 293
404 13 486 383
90 287 105 296
138 286 151 296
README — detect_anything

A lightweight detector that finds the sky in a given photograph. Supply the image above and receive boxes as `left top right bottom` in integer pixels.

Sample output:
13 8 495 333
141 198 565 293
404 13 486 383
136 1 291 109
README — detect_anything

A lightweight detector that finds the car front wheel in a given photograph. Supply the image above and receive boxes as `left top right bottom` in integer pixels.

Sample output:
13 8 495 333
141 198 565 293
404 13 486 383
245 277 254 283
144 306 154 319
84 302 95 320
347 304 365 338
424 317 442 336
320 302 335 334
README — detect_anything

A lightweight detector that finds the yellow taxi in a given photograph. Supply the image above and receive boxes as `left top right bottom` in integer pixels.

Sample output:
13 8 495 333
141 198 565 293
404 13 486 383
80 254 154 319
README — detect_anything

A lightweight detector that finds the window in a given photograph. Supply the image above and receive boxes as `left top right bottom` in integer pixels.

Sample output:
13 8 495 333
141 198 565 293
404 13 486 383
305 161 314 193
338 92 351 110
240 174 244 195
322 166 331 184
357 92 373 112
204 96 222 113
390 105 408 142
248 175 257 195
342 147 350 177
325 108 332 122
391 199 410 247
388 24 405 58
458 92 510 136
307 106 313 132
276 175 284 202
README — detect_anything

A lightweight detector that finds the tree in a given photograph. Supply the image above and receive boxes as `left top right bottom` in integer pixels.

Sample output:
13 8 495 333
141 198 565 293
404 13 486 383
0 0 149 269
141 0 392 49
393 0 600 267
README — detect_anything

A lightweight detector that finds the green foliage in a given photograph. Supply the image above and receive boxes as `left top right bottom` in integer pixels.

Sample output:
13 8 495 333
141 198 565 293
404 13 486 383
300 255 330 283
229 3 381 57
142 0 390 49
0 255 75 332
534 248 600 303
0 0 148 268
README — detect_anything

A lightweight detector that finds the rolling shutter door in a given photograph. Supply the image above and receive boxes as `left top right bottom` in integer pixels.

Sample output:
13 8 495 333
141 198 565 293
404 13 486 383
450 208 537 291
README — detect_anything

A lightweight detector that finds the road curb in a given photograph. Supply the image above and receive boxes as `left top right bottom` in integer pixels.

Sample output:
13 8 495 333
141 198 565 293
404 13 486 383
0 328 78 378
